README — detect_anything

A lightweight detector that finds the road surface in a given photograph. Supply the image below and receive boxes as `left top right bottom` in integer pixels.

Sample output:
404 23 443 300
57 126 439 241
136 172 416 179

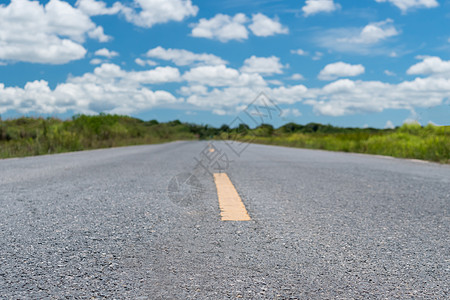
0 141 449 298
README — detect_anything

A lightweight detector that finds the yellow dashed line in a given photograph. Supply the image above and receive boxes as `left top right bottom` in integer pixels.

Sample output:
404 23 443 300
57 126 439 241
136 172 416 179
213 173 251 221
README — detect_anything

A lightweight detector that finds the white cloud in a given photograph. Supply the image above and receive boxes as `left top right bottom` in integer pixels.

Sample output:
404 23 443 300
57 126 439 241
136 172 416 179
3 63 450 119
120 0 198 28
306 76 450 116
95 48 119 58
76 0 199 28
385 120 395 129
407 56 450 78
135 58 146 66
302 0 340 16
183 65 266 87
212 109 227 116
145 46 227 66
317 19 400 54
267 85 309 104
290 73 305 80
312 51 324 60
185 87 262 110
338 19 399 44
180 64 272 111
90 58 103 65
182 82 309 114
0 0 112 65
178 85 208 96
384 70 396 76
191 13 249 42
191 13 289 42
44 0 101 43
318 62 365 80
248 13 288 37
240 56 286 75
87 26 111 42
127 66 182 84
291 49 308 56
281 108 302 117
75 0 121 16
268 80 284 86
0 63 182 115
135 58 158 67
374 0 439 13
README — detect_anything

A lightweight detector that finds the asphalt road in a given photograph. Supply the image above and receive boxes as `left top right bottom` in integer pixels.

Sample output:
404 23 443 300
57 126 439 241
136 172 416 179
0 141 449 299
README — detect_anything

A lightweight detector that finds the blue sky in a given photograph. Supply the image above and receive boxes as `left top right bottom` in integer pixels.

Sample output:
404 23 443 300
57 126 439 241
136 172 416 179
0 0 449 128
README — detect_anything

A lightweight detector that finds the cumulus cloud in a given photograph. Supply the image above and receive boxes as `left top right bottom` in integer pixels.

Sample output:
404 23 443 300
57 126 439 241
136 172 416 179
135 58 158 67
0 0 112 65
302 0 340 16
119 0 198 28
183 65 266 87
145 46 227 66
0 63 182 115
312 52 324 60
374 0 439 13
180 64 273 111
76 0 199 28
248 13 288 37
75 0 121 16
181 79 308 114
291 49 308 56
281 108 302 117
317 19 399 54
95 48 119 58
306 76 450 116
191 13 249 42
179 56 449 117
90 58 103 65
191 13 289 42
407 56 450 78
318 62 365 80
240 56 286 75
290 73 305 80
338 19 399 44
87 26 111 42
3 45 450 121
3 66 450 118
385 120 395 129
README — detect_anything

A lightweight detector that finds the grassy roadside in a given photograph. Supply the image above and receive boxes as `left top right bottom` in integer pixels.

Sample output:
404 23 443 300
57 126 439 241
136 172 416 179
218 123 450 164
0 114 197 159
1 115 449 163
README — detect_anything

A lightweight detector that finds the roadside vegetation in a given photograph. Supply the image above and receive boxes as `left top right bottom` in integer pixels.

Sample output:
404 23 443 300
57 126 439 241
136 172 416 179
0 115 448 163
227 122 449 164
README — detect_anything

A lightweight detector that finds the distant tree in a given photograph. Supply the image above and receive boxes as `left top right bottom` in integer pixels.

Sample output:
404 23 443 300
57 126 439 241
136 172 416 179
219 124 231 133
168 120 182 126
236 123 250 135
255 124 274 136
147 119 159 125
280 122 304 133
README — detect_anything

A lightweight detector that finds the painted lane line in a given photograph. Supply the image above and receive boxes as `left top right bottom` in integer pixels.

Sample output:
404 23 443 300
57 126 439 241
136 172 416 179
213 173 251 221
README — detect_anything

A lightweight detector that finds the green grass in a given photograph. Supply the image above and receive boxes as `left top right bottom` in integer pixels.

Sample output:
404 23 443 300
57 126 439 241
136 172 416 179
233 122 449 163
0 114 196 158
0 115 448 163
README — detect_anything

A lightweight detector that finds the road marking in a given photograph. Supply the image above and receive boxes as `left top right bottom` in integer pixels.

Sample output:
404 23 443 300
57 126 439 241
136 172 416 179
213 173 251 221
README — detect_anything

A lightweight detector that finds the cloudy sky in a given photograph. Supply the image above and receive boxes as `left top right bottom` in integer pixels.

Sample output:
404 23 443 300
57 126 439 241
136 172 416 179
0 0 449 128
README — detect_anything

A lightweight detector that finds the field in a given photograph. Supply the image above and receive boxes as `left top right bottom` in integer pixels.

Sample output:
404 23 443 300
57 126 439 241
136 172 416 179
0 115 448 163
